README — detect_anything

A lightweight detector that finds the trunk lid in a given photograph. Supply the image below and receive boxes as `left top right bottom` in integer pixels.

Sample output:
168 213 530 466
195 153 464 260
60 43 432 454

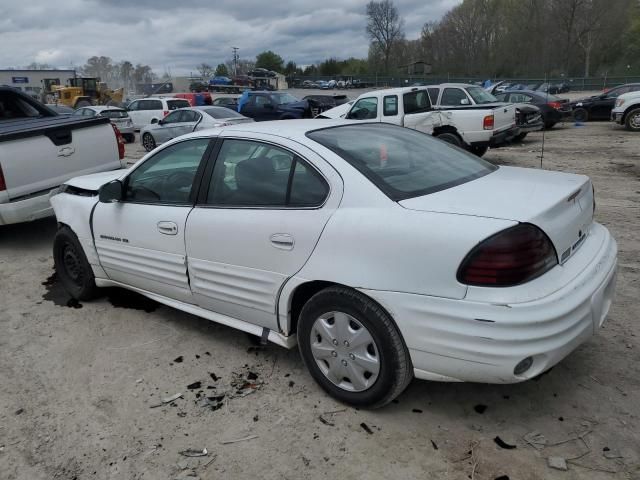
399 166 594 264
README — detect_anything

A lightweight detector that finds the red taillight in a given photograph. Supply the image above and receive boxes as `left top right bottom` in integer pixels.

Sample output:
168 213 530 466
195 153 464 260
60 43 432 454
548 101 562 110
111 123 125 160
0 164 6 192
163 110 170 117
457 223 557 287
483 114 494 130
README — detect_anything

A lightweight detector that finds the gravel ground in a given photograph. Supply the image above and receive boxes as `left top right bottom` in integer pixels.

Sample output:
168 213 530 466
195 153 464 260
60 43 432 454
1 116 639 480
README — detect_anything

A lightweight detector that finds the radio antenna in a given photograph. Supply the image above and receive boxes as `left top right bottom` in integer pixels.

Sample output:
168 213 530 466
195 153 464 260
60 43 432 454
540 72 548 169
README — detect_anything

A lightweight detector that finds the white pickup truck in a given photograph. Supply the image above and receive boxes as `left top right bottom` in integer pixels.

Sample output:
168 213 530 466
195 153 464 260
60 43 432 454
611 90 640 131
0 87 126 225
338 86 518 156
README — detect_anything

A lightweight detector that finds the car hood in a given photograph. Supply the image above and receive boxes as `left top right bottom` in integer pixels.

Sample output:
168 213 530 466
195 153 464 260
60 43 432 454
64 169 126 191
399 166 594 262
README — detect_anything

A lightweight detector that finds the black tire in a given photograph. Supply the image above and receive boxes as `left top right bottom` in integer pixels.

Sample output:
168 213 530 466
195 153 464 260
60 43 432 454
123 133 135 143
435 131 463 148
297 286 413 408
544 121 557 130
514 132 528 141
469 145 489 157
573 108 588 123
142 132 156 152
53 226 98 300
624 108 640 131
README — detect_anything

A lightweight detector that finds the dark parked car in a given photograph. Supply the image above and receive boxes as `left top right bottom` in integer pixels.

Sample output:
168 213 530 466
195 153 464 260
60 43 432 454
570 83 640 122
495 89 572 129
237 91 312 121
536 82 571 94
302 94 350 116
212 96 239 110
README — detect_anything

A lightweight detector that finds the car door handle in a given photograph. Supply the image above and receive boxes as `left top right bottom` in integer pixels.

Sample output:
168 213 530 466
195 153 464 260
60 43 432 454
270 233 294 250
158 221 178 235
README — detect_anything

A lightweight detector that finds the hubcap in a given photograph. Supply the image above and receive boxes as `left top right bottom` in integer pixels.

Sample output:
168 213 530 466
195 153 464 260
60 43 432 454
143 134 154 150
631 113 640 129
309 311 380 392
62 243 82 283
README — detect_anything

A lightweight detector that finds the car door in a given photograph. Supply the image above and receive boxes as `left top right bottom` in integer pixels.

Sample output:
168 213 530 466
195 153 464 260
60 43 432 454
92 138 213 303
252 94 279 121
440 88 471 106
174 110 201 136
126 100 142 129
154 110 184 144
185 133 343 330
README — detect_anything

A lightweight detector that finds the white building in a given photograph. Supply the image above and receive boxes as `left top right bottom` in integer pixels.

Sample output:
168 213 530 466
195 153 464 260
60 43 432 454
0 69 76 99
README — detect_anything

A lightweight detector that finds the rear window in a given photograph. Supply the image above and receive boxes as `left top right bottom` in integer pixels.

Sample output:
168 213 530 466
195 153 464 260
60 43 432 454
100 109 128 119
202 107 243 119
307 124 496 201
167 100 191 110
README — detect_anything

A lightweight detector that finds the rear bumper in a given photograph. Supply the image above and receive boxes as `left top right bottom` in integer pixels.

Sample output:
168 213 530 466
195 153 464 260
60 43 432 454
477 125 520 148
0 187 58 225
519 119 544 133
361 223 617 384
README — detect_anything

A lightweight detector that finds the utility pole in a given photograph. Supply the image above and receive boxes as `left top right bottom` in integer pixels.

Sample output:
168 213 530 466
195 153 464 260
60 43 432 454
232 47 239 76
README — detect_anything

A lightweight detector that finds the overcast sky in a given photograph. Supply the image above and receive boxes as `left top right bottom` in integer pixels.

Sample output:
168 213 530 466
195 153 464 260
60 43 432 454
1 0 460 75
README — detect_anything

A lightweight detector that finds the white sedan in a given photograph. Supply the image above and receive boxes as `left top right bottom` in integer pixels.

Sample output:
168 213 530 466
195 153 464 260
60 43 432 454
50 120 617 408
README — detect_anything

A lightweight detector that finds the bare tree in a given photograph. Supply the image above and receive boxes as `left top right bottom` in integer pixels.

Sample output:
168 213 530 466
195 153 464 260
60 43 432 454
366 0 405 72
196 63 213 79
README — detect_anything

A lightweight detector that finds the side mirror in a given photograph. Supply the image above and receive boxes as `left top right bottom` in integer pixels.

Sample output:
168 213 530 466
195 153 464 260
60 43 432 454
460 98 470 105
99 180 124 203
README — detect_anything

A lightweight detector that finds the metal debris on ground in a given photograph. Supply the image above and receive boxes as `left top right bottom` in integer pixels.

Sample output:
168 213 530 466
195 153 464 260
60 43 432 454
179 448 208 457
187 381 201 390
523 431 548 450
494 436 517 449
360 422 374 434
548 456 568 471
318 415 334 426
220 435 258 445
603 449 623 459
174 356 184 363
149 392 183 408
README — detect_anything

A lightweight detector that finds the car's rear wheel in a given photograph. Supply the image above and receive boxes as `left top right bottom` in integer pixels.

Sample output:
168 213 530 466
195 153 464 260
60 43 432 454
515 132 528 141
53 226 98 300
436 131 463 148
573 108 588 123
123 133 135 143
624 108 640 131
142 133 156 152
298 286 412 408
469 145 489 157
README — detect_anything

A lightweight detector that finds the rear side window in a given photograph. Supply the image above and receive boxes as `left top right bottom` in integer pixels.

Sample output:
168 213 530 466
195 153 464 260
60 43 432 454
383 95 398 116
403 91 431 114
101 109 128 119
167 100 190 110
307 124 496 201
205 139 328 207
139 99 162 110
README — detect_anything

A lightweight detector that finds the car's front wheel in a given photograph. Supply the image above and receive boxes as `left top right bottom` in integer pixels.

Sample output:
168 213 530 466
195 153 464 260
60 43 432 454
298 286 412 408
53 226 98 300
624 108 640 131
142 132 156 152
573 108 588 123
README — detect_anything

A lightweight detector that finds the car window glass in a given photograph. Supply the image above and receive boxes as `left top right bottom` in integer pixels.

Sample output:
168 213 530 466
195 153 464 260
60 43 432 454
128 101 139 111
441 88 469 106
349 97 377 120
427 88 439 104
289 160 329 206
72 109 84 116
182 111 200 122
125 138 210 204
163 111 183 124
167 100 190 110
495 93 507 101
509 93 532 102
383 95 398 116
403 91 431 114
255 95 271 107
207 140 293 206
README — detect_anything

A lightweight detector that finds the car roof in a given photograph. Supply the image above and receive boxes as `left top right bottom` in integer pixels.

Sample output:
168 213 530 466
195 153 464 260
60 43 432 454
437 83 477 88
87 105 125 112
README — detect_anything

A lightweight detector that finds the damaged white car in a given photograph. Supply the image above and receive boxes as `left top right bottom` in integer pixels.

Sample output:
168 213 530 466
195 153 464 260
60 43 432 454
50 120 617 408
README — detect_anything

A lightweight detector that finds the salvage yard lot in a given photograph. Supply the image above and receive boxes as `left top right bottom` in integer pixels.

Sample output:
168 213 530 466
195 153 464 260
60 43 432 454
1 121 639 480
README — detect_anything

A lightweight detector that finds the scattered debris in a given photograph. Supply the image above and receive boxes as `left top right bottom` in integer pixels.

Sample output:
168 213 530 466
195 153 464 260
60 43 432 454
174 356 184 363
195 354 200 359
253 415 259 422
247 371 258 381
474 404 487 414
318 415 334 426
15 408 24 415
494 476 510 480
150 392 183 408
220 435 258 445
494 436 517 450
288 380 295 388
412 408 423 413
548 456 568 471
431 440 438 450
179 448 208 457
360 423 373 435
187 381 202 390
558 416 564 422
205 352 211 356
209 372 219 382
603 449 623 460
523 431 547 450
135 378 143 384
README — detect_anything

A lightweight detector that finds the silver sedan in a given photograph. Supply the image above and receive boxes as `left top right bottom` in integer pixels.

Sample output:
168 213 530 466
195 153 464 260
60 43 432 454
140 106 253 151
73 106 136 143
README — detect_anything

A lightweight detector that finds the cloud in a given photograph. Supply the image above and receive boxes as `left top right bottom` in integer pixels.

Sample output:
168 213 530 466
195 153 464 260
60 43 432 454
0 0 460 75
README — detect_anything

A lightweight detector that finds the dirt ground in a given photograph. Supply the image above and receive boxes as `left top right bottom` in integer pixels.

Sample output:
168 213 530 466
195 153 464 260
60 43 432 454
1 116 639 480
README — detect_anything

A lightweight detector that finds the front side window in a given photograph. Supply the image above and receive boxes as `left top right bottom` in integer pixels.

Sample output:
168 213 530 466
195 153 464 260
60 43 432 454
441 88 469 106
348 97 378 120
467 87 498 104
127 101 139 111
307 124 496 201
383 95 398 116
206 139 328 207
125 139 210 204
162 111 183 124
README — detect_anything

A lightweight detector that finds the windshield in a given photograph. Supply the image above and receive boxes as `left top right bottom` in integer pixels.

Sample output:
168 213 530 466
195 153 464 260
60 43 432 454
467 87 498 104
271 93 299 105
307 124 496 201
202 107 243 119
100 109 128 119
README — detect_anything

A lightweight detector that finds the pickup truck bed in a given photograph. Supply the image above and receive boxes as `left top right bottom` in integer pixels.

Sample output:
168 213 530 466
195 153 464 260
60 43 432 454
0 87 124 225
